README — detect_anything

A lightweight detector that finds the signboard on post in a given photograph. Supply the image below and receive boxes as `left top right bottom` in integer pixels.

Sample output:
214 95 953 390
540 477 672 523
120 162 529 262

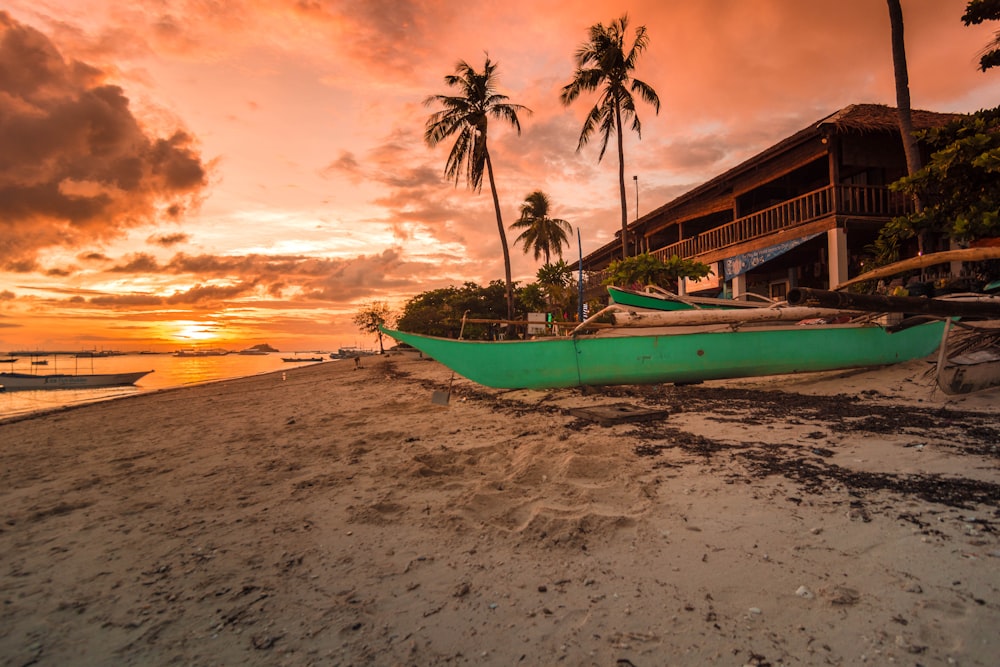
684 262 721 294
527 312 548 335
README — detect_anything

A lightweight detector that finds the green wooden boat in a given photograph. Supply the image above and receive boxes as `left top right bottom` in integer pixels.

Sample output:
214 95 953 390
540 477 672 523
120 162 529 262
607 285 770 311
381 318 946 390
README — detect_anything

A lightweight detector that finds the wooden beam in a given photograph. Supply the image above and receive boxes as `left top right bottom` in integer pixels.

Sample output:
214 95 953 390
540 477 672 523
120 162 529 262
834 247 1000 289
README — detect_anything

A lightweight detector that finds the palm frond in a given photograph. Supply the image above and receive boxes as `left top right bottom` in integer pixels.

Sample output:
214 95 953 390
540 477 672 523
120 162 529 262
631 79 660 112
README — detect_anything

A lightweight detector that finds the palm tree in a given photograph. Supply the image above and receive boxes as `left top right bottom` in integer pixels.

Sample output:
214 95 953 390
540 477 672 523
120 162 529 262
510 191 573 264
886 0 922 182
561 14 660 260
424 57 529 320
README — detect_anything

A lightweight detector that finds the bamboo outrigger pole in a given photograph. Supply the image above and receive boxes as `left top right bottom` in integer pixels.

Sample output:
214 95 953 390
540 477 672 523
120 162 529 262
787 288 1000 319
833 247 1000 290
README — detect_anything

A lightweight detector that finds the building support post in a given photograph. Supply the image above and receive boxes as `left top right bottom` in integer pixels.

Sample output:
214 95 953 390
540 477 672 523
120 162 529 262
949 238 963 279
827 227 849 289
731 273 747 298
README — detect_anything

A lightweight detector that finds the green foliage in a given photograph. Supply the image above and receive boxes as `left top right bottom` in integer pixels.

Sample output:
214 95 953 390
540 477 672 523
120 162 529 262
602 253 713 288
517 283 548 313
396 281 515 339
534 261 576 320
352 301 395 353
396 270 588 339
962 0 1000 71
536 260 573 287
875 106 1000 262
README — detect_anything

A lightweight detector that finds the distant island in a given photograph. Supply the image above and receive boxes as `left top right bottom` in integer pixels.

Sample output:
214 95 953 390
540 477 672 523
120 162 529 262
237 343 279 355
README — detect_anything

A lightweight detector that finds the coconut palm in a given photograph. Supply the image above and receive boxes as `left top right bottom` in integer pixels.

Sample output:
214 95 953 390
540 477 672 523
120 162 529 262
561 14 659 260
424 57 529 320
510 191 573 264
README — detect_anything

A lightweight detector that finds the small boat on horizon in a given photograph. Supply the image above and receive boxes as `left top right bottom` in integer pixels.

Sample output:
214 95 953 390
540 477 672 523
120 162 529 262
329 347 373 359
281 356 324 363
173 348 230 357
0 370 153 391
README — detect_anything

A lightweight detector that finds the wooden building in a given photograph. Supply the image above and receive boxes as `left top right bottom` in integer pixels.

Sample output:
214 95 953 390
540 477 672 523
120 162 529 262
582 104 961 300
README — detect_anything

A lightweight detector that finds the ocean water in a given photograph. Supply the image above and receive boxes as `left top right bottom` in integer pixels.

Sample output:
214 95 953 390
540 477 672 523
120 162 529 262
0 353 332 420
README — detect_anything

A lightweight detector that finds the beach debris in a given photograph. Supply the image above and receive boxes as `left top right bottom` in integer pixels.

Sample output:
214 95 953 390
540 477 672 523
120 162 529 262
568 403 668 426
795 585 814 599
824 585 860 606
431 373 456 405
251 634 282 650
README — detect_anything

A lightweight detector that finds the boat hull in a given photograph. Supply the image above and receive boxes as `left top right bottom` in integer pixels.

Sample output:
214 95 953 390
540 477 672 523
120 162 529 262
937 348 1000 395
382 321 946 389
0 370 153 391
607 286 762 311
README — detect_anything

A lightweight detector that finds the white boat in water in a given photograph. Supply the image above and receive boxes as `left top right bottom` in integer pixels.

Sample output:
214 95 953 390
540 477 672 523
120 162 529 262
0 370 153 391
173 348 230 357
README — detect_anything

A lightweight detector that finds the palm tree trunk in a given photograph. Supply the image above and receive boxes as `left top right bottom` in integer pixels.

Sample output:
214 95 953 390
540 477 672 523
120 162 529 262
614 102 629 259
887 0 923 195
484 150 515 320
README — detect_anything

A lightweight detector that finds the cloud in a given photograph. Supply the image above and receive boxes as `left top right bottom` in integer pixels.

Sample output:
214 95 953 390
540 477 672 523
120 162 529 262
88 293 166 307
0 11 208 269
109 252 160 273
165 282 256 305
147 232 189 246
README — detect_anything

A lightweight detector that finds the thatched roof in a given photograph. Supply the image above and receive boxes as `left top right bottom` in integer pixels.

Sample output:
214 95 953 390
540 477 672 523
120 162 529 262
818 103 962 133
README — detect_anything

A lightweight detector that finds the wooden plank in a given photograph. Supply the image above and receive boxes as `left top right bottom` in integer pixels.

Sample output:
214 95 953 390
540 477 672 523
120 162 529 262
787 287 1000 318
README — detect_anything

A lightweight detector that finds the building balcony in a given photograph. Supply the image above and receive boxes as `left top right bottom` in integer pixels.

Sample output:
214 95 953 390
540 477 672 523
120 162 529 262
649 184 910 263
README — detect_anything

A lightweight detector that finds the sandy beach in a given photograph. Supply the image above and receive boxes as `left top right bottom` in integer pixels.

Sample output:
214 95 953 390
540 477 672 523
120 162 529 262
1 352 997 666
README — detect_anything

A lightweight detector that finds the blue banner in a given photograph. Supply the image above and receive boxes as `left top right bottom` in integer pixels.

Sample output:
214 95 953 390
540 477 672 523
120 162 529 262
724 232 823 279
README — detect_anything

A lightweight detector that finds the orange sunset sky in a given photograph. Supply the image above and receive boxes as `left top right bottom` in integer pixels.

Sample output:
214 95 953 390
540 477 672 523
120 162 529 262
1 0 998 352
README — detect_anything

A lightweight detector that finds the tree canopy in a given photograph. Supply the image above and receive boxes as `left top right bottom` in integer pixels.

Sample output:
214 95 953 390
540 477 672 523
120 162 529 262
873 105 1000 263
352 301 395 353
395 281 511 339
602 253 713 289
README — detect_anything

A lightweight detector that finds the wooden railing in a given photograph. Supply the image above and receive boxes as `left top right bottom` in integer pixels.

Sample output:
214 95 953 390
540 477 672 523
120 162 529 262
650 184 909 262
